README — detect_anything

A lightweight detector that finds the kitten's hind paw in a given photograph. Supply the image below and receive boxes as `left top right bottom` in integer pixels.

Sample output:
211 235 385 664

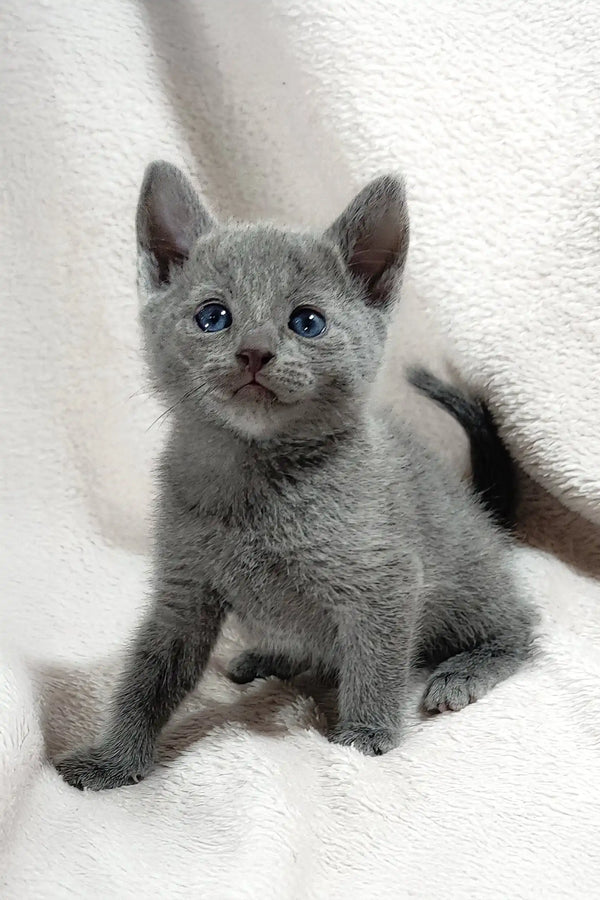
422 672 482 713
422 642 524 714
55 746 152 791
330 724 399 757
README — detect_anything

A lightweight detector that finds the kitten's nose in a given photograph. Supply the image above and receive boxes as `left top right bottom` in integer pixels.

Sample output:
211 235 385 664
236 348 275 375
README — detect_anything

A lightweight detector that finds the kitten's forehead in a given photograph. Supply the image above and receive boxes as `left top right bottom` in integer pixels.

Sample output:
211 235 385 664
194 224 341 297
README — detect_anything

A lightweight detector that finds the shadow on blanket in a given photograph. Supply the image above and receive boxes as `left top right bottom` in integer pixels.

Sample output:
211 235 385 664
35 653 337 770
518 475 600 579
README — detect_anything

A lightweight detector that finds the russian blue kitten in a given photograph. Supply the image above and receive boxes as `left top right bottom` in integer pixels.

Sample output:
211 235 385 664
56 162 536 790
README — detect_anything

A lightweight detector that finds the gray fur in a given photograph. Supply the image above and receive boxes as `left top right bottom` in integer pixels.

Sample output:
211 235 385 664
56 162 536 790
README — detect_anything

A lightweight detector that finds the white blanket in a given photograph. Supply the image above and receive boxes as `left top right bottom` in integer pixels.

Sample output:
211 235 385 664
2 1 599 897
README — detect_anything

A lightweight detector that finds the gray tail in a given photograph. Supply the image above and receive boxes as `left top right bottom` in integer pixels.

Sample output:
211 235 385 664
407 367 517 531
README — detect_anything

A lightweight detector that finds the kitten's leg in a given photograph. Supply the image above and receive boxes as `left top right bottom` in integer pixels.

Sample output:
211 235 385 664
56 586 225 791
422 639 533 713
331 610 412 756
227 649 309 684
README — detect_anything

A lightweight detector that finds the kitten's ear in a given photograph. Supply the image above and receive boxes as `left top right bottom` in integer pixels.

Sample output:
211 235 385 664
325 175 409 308
136 161 214 287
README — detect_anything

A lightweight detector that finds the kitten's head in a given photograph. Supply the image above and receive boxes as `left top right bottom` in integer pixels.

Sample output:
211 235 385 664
137 162 409 440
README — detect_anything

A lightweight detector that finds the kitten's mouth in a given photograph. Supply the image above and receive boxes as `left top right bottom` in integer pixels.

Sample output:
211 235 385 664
233 378 277 402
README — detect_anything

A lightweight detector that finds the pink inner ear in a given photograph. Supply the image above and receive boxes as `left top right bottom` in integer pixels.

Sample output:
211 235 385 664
148 194 194 259
148 236 188 260
147 232 188 285
144 194 195 284
349 247 398 280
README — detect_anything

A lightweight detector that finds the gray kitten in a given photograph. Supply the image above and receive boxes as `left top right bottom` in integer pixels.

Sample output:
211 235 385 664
56 162 536 790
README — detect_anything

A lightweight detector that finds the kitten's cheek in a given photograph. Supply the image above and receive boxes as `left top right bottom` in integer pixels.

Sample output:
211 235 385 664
274 375 317 404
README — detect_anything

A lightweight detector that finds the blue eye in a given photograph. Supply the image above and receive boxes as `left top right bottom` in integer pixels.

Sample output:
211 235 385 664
288 307 327 338
194 302 232 333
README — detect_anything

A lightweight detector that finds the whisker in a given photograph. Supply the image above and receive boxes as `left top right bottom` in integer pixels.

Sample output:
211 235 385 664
146 381 209 432
126 386 155 401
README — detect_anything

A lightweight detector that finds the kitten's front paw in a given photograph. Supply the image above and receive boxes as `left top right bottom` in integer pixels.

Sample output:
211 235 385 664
55 746 152 791
227 650 264 684
227 649 304 684
330 724 399 757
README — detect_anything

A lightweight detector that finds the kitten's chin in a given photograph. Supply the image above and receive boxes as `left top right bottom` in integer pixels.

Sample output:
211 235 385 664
200 385 345 443
234 383 277 402
216 394 320 442
223 405 289 441
193 388 280 439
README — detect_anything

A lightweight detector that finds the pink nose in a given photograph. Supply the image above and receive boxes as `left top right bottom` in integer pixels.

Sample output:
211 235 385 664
236 348 274 375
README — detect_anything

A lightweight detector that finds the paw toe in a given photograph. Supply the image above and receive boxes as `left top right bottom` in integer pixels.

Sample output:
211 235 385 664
422 673 480 714
55 748 149 791
330 725 399 756
227 652 260 684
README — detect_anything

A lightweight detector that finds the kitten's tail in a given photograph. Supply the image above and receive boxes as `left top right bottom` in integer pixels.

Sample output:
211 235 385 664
407 367 517 531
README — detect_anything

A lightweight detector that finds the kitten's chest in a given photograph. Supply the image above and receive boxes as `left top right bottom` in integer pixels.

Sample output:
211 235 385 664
200 496 324 593
194 488 341 643
175 444 401 646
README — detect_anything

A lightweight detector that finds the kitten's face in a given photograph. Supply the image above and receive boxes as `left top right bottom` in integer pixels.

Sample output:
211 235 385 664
141 226 387 438
137 163 408 441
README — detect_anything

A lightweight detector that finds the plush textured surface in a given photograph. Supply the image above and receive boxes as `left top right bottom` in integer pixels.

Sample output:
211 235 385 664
1 1 599 897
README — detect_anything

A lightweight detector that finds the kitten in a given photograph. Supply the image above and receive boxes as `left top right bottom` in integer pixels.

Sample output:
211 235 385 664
56 162 536 790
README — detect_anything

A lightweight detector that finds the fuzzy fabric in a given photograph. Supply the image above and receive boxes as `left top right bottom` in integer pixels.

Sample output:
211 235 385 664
1 1 599 897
